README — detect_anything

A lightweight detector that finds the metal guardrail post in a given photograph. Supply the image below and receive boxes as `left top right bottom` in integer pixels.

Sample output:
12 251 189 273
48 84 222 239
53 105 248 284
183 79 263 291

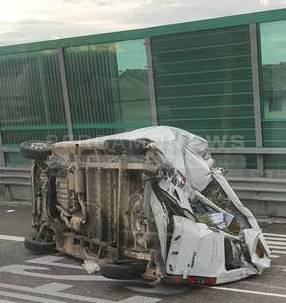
250 24 264 177
0 129 8 200
211 147 286 155
58 47 74 140
0 130 5 167
145 38 158 126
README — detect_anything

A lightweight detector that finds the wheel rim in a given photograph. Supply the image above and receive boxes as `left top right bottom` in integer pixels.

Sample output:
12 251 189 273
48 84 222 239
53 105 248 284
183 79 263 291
29 142 48 151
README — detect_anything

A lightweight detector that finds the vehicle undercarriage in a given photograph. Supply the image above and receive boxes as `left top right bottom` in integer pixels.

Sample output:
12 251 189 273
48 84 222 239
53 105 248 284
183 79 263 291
21 126 271 285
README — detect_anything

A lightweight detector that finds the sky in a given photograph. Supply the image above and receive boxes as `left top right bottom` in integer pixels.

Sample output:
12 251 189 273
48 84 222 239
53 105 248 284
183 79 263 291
0 0 286 46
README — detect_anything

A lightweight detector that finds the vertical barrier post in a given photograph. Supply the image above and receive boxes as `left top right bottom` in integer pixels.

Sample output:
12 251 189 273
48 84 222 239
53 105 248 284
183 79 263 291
0 130 5 167
37 56 52 126
58 47 74 140
145 38 158 126
250 24 264 177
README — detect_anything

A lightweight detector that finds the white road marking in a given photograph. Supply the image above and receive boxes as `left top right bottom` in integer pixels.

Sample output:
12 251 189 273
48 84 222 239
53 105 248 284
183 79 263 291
264 233 286 258
34 282 72 292
0 290 65 303
272 265 286 270
267 241 286 246
1 257 146 284
0 235 24 242
264 237 286 242
5 210 15 213
0 264 111 281
270 255 279 258
127 285 186 295
264 233 286 238
270 250 286 255
0 256 161 303
0 282 161 303
0 300 19 303
121 297 161 303
211 286 286 299
269 245 286 250
240 280 286 291
27 256 82 270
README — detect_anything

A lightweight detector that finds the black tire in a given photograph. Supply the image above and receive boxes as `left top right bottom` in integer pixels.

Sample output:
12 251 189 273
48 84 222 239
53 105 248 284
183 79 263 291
20 141 51 161
101 260 147 280
24 234 56 255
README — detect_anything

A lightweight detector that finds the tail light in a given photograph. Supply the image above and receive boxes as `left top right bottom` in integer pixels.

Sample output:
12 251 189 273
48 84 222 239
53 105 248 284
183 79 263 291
187 276 217 285
163 275 217 286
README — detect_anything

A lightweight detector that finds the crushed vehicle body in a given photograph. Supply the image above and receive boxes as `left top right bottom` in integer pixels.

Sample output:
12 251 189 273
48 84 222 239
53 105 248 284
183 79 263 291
21 126 271 285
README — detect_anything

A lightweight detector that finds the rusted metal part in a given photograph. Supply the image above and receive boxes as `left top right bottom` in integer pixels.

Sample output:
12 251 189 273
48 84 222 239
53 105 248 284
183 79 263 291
117 158 126 256
124 249 152 261
95 167 103 240
29 141 161 273
32 156 156 259
105 170 113 242
86 162 157 171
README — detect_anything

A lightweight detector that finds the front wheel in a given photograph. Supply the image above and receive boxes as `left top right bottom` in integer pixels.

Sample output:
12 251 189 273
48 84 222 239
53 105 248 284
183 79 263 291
24 233 56 255
101 260 147 280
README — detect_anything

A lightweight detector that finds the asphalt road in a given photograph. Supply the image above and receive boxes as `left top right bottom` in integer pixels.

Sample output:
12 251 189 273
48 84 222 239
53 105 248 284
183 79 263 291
0 204 286 303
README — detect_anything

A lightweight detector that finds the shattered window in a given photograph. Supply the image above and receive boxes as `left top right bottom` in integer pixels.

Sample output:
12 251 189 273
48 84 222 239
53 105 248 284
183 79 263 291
202 179 232 212
189 179 250 235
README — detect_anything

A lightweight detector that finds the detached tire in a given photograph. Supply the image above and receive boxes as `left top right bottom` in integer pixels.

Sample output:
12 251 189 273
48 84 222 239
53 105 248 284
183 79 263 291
20 141 50 161
101 260 147 280
24 234 56 255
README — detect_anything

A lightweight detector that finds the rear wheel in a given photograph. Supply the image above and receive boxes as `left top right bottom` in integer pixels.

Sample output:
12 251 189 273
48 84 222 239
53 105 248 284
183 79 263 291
20 141 50 161
101 260 147 280
24 233 56 255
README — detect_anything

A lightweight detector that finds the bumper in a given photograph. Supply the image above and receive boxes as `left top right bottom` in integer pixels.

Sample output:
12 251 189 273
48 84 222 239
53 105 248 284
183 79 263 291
165 216 270 285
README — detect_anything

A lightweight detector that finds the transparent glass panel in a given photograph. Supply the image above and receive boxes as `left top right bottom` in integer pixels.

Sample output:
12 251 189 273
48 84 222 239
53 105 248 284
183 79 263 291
115 39 152 125
64 43 119 127
260 21 286 169
260 21 286 120
0 50 68 165
0 51 66 127
212 154 257 169
64 39 152 140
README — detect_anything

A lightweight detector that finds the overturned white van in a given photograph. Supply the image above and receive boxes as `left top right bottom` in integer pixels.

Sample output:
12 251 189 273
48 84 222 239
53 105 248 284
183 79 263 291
21 126 270 285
